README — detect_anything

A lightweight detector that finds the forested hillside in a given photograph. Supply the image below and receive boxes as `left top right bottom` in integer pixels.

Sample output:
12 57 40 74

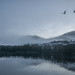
0 41 75 62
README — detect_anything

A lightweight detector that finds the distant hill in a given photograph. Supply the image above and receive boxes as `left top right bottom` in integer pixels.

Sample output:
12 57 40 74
0 35 49 45
0 31 75 45
49 31 75 41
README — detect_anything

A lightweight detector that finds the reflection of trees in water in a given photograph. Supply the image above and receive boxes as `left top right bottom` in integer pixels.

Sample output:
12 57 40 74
0 44 75 63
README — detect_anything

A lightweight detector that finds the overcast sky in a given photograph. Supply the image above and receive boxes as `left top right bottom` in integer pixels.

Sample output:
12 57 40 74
0 0 75 38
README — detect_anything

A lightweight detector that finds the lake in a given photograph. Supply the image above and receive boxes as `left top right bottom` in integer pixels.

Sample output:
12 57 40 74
0 57 75 75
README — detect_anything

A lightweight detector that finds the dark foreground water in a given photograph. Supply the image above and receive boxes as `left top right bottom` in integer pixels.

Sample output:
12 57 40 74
0 57 75 75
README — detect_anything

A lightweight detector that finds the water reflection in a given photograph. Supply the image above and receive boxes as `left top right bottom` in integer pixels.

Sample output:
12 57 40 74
0 57 75 75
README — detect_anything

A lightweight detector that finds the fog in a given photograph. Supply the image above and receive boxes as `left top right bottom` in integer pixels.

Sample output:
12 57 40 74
0 0 75 38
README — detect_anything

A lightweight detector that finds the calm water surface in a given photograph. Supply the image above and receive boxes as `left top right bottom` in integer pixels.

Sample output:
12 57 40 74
0 57 75 75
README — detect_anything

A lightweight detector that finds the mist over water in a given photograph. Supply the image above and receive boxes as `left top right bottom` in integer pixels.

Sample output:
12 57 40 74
0 57 75 75
0 0 75 75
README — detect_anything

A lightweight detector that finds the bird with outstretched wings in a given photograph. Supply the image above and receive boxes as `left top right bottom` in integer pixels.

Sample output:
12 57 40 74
73 10 75 13
62 10 66 14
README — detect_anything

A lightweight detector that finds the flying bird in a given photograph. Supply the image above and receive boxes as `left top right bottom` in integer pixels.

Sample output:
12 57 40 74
73 10 75 13
62 10 66 14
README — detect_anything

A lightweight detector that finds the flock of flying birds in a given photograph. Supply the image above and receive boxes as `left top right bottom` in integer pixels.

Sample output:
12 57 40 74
62 10 75 14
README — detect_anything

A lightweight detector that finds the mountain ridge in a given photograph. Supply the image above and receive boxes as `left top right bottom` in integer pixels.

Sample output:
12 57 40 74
0 31 75 45
49 31 75 41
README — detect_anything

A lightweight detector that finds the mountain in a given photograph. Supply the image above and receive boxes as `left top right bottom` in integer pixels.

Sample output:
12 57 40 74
0 35 49 45
0 31 75 45
49 31 75 41
18 35 49 45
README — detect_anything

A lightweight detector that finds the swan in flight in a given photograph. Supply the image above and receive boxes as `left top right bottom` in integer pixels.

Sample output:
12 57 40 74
62 10 66 14
73 10 75 13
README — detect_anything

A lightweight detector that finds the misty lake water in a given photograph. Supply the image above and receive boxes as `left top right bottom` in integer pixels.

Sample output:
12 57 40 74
0 57 75 75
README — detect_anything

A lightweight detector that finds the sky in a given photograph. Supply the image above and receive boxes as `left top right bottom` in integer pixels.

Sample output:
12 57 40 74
0 0 75 38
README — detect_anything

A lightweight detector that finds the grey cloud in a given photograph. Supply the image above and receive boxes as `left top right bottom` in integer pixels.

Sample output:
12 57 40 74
0 0 75 38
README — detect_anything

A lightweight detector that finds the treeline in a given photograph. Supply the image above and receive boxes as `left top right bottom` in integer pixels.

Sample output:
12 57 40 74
0 44 75 62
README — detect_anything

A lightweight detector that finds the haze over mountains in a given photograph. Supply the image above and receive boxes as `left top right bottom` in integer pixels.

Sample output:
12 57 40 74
0 31 75 45
49 31 75 41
